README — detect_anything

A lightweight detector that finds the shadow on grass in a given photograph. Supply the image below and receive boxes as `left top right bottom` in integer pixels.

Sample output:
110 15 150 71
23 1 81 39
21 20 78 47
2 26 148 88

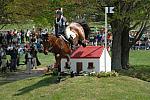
14 75 64 96
0 72 17 86
119 65 150 82
0 81 11 86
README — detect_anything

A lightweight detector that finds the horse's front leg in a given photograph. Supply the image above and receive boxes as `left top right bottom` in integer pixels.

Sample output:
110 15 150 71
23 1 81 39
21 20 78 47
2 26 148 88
55 54 61 72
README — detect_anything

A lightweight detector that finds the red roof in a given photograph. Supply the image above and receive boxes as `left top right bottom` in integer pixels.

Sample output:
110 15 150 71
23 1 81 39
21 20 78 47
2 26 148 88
71 46 104 58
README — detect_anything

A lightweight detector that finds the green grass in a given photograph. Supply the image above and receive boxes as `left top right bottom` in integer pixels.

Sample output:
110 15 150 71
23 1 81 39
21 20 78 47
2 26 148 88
0 50 150 100
4 53 55 71
129 50 150 66
0 76 150 100
119 50 150 82
37 53 55 67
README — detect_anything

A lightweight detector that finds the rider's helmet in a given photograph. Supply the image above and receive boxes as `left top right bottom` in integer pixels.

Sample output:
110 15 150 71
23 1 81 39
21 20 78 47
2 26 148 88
56 10 62 15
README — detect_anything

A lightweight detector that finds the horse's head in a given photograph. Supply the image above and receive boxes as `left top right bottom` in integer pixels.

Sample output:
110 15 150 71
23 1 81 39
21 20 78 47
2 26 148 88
42 34 53 55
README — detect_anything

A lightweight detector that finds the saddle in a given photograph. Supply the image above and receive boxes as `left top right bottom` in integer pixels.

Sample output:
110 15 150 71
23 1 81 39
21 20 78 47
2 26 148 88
58 35 75 50
59 35 69 43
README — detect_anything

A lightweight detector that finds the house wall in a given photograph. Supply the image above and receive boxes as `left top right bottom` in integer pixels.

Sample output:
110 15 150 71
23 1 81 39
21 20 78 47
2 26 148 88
100 49 111 72
61 58 100 73
61 49 111 73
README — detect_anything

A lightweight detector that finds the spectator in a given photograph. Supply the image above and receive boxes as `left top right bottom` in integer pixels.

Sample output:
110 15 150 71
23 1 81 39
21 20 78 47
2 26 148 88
25 29 31 42
20 29 25 43
10 47 18 72
0 34 3 44
25 49 32 74
6 31 12 44
0 47 7 73
30 46 37 69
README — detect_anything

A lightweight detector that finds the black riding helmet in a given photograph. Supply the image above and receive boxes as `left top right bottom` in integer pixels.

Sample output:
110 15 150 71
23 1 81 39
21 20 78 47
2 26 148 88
56 10 62 15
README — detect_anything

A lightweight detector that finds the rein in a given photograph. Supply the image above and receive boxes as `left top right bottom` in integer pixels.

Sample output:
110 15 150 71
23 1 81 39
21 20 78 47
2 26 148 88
47 36 63 51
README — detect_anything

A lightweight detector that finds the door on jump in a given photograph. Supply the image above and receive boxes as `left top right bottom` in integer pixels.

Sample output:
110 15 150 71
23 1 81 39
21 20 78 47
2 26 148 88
76 62 82 74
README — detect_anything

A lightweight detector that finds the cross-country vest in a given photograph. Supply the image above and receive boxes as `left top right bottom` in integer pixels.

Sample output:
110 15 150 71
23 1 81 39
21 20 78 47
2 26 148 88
55 16 67 35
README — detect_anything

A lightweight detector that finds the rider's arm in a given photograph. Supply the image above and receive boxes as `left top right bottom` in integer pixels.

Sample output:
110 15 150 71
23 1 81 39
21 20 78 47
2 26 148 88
54 21 58 35
60 17 67 34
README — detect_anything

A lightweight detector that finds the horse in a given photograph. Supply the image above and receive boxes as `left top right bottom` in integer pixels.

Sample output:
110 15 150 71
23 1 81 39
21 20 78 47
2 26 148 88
43 20 91 72
43 34 72 72
64 20 91 47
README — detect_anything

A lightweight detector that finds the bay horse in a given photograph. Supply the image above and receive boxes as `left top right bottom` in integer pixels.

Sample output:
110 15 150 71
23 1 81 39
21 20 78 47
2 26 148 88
43 20 90 72
43 34 72 72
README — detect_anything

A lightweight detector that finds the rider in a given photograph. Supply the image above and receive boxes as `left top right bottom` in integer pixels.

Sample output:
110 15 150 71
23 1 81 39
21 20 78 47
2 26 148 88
54 8 67 38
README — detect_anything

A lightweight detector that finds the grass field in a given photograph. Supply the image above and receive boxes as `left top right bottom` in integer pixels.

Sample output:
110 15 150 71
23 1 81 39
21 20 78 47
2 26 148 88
0 50 150 100
121 50 150 82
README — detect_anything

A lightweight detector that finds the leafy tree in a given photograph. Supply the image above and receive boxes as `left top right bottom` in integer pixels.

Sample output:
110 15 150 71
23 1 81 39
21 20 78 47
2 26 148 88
0 0 14 29
59 0 150 70
96 0 150 70
0 0 49 28
48 0 98 22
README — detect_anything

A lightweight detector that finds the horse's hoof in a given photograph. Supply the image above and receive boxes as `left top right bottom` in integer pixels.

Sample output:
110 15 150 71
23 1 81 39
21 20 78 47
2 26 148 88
82 43 86 47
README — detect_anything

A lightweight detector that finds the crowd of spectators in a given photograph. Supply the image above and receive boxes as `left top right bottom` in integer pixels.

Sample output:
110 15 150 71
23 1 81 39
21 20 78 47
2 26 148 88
0 27 46 73
88 28 112 47
88 28 150 50
129 31 150 50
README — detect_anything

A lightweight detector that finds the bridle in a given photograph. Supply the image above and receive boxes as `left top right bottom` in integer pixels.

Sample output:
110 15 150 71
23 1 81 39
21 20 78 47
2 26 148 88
43 35 60 52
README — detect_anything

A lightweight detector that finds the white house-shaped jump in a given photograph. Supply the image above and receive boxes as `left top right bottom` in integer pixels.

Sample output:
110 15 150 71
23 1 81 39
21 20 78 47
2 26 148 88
61 46 111 73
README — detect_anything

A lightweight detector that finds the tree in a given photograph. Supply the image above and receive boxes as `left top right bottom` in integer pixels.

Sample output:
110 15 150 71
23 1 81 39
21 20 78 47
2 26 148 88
97 0 150 70
48 0 99 22
0 0 49 29
0 0 14 29
65 0 150 70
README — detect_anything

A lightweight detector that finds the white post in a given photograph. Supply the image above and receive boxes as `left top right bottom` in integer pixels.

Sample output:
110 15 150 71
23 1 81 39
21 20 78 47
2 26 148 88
104 7 108 72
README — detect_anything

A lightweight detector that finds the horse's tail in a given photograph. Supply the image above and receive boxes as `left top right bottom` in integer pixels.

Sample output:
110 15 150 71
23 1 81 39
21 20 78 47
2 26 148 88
75 19 91 39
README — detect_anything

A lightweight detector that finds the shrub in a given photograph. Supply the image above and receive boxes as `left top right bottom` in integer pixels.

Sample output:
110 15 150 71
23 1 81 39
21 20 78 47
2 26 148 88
89 71 119 78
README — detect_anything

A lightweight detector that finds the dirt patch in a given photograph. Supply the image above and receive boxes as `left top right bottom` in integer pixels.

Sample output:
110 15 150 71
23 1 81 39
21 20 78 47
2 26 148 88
0 67 47 82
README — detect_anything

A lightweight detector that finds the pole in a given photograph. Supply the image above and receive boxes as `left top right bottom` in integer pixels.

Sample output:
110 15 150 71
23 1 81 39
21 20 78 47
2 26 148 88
104 7 108 72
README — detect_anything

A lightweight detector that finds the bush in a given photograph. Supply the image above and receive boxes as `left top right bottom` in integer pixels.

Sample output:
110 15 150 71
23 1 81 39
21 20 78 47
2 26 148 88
89 71 119 78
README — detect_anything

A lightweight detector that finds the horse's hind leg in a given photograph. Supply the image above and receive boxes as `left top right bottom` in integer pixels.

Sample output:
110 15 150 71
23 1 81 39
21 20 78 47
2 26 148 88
78 40 86 47
65 54 71 69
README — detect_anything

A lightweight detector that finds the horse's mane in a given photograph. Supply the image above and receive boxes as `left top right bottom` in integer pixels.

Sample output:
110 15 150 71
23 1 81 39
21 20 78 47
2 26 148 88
43 33 55 39
74 19 91 39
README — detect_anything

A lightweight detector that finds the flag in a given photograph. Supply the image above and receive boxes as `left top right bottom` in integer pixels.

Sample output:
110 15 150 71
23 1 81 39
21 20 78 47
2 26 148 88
105 7 114 13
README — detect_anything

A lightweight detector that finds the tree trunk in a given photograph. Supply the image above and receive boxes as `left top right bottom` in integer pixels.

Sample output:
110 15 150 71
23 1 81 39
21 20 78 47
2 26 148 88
111 20 122 70
121 26 130 69
111 32 122 70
